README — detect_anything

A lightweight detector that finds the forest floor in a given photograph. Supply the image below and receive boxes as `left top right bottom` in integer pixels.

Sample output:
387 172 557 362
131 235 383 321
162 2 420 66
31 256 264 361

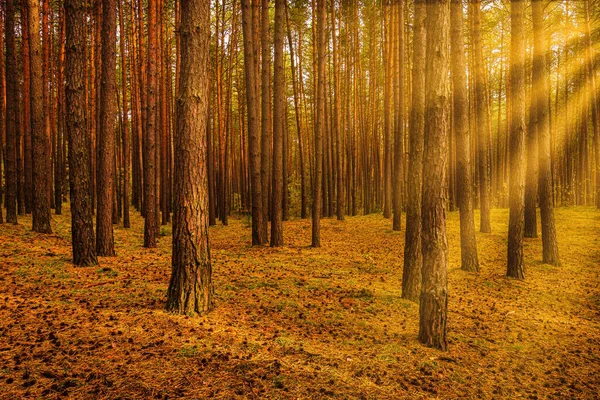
0 206 599 399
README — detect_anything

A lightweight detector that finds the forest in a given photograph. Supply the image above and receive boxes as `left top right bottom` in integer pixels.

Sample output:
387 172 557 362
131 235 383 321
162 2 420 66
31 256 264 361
0 0 599 398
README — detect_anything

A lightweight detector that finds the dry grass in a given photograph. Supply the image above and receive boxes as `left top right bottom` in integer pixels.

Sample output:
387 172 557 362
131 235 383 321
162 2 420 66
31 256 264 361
0 206 599 399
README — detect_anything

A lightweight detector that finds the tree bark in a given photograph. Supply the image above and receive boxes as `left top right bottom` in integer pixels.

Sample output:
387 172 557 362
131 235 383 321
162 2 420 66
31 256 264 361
144 0 158 248
419 0 450 351
241 0 266 245
392 0 404 232
451 0 479 272
29 0 52 233
119 0 130 228
472 0 491 233
261 0 271 234
311 0 325 247
4 0 18 224
271 0 284 247
166 0 213 315
402 0 426 302
507 0 526 280
532 0 559 265
96 0 117 256
332 0 344 222
65 0 98 266
524 90 538 238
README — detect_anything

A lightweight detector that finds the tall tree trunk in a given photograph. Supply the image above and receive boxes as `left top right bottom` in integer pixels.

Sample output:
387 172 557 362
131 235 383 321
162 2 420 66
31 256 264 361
312 0 325 247
261 0 271 234
383 0 392 219
144 0 158 248
241 0 266 245
524 65 538 238
0 9 4 224
451 0 479 272
4 0 18 224
533 0 559 265
507 0 526 280
332 0 344 221
166 0 213 315
583 0 599 209
392 0 404 232
285 0 307 219
472 0 491 233
271 0 284 247
119 0 130 228
55 9 66 216
402 0 426 302
96 0 117 256
29 0 52 233
65 0 98 266
21 3 32 215
419 0 450 351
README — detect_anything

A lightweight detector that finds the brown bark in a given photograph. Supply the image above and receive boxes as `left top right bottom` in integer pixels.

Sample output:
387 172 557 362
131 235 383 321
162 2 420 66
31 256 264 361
285 0 307 219
241 0 266 245
583 0 599 209
65 0 98 266
451 0 479 272
261 0 271 232
402 0 426 302
524 74 538 238
144 0 158 248
419 0 450 351
42 0 52 210
312 0 325 248
383 1 392 220
4 0 17 224
533 0 559 265
392 0 404 232
119 0 130 228
96 0 117 256
507 0 526 280
472 0 491 233
166 0 213 315
271 0 284 247
332 0 343 222
29 0 52 233
55 9 66 216
0 9 4 224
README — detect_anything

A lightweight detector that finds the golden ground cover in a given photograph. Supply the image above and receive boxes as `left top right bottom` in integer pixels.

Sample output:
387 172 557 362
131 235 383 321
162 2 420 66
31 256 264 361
0 207 599 399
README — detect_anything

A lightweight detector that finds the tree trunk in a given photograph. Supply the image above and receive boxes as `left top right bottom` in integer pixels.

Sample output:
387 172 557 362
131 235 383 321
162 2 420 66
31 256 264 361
271 0 284 247
450 0 479 272
533 0 559 265
383 1 392 219
65 0 98 266
392 0 404 232
144 0 158 248
119 0 130 228
472 0 491 233
29 0 52 234
96 0 117 256
4 0 18 224
312 0 325 247
261 0 271 234
402 0 426 302
582 0 599 209
241 0 266 245
166 0 213 315
332 0 344 222
285 0 307 219
507 0 526 280
524 76 538 238
419 0 450 351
